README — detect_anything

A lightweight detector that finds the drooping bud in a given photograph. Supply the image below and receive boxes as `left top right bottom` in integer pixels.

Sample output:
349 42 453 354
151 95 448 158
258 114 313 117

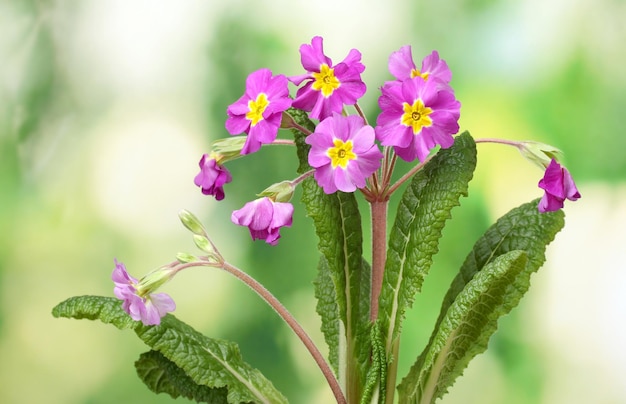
258 180 295 203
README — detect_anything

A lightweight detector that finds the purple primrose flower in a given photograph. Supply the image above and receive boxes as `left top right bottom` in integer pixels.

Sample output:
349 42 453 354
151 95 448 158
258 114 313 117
388 47 452 89
112 259 176 326
306 113 383 194
375 75 460 162
194 154 232 200
231 197 294 245
226 68 292 155
538 159 581 212
290 36 366 120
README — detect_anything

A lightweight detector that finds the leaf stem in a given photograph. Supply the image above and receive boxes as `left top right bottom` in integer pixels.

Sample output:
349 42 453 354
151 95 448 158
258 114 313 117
220 260 347 404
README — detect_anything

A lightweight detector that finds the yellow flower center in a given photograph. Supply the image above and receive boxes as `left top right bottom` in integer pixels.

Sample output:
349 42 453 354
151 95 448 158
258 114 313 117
401 99 433 134
246 93 269 126
410 68 429 80
312 64 341 97
328 139 356 168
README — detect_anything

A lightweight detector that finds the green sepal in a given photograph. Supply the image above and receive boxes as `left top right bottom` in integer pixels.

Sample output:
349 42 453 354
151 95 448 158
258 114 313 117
135 350 229 403
379 132 477 355
397 251 529 404
52 296 286 404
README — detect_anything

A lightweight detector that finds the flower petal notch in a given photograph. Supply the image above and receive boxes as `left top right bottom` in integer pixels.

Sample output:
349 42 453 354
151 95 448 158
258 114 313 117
290 36 366 121
538 158 581 212
112 260 176 325
226 68 292 155
306 113 383 194
231 197 294 245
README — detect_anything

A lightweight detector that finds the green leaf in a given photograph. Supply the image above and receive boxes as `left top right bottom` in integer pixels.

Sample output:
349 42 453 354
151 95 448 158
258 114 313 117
397 250 529 404
52 296 286 404
291 108 371 401
135 350 229 403
398 199 565 403
379 132 477 355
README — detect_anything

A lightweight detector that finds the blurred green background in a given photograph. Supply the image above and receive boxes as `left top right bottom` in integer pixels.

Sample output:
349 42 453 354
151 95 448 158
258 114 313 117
1 0 625 403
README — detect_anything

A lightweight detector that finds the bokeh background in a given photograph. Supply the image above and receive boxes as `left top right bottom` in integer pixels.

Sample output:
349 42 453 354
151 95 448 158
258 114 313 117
1 0 625 403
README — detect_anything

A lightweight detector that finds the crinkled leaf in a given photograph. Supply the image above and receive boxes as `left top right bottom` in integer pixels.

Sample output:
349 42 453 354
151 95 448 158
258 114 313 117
379 132 477 356
52 296 286 404
399 199 565 403
135 350 229 403
397 250 529 404
291 107 371 401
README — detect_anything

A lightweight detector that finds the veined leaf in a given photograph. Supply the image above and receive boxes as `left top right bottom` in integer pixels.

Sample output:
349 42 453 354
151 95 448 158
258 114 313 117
52 296 286 404
397 250 529 404
291 108 371 401
399 199 565 403
135 350 229 403
379 132 477 356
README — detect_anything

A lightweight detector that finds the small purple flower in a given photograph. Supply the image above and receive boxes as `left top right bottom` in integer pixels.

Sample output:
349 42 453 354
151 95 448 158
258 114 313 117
538 159 581 212
290 36 366 121
194 154 232 200
112 259 176 326
375 76 460 162
226 68 292 155
388 47 452 88
306 113 383 194
231 197 293 245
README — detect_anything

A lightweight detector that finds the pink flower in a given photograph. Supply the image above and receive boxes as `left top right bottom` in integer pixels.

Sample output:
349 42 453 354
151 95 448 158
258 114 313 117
226 68 292 155
375 76 460 162
306 113 383 194
538 159 581 212
112 259 176 326
290 36 366 121
194 154 232 200
231 197 294 245
388 47 452 89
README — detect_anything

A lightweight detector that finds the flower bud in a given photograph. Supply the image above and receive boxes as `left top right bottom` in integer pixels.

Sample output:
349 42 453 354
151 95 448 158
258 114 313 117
258 181 295 203
518 141 564 169
176 252 200 263
178 209 207 236
193 234 217 255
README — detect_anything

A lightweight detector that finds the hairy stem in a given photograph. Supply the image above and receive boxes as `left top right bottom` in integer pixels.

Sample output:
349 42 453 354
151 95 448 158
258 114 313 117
220 261 347 404
370 199 388 322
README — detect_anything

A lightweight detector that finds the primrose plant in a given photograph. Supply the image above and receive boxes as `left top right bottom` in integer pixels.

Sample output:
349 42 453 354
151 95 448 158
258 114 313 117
53 36 580 404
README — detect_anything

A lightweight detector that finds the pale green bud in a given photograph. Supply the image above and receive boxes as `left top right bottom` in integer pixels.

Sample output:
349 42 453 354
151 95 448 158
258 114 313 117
258 181 294 203
518 141 564 169
179 209 207 237
176 252 200 263
193 234 217 256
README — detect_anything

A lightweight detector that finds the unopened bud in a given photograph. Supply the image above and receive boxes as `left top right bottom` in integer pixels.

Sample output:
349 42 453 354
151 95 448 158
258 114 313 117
179 209 207 237
176 252 200 263
211 137 247 163
193 234 217 255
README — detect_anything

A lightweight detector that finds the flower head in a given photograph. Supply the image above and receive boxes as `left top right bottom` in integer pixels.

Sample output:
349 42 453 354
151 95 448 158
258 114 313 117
538 159 581 212
306 113 383 194
231 197 293 245
226 68 292 155
388 47 452 89
290 36 366 120
375 76 460 162
194 153 232 200
112 259 176 325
